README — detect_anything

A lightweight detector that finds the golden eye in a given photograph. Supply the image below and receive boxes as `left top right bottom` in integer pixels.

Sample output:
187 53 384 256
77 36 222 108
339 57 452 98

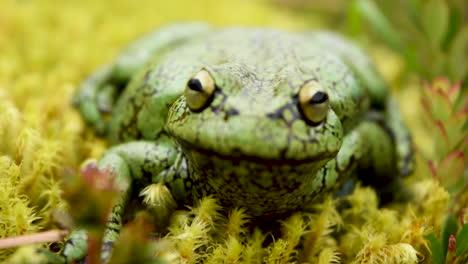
298 80 329 124
185 70 216 112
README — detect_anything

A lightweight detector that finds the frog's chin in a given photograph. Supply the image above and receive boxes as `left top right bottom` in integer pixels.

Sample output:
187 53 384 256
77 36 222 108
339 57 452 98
182 143 335 217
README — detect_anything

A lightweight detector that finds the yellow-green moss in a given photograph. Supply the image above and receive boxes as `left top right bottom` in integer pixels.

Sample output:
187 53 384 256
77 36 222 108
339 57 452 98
0 0 464 263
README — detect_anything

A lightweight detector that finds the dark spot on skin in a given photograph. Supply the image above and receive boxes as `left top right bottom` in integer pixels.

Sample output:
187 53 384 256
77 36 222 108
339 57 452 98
109 215 120 225
172 101 191 122
277 145 288 159
226 108 240 116
319 167 328 193
106 225 120 233
265 97 302 126
223 108 240 121
266 112 280 119
207 88 227 114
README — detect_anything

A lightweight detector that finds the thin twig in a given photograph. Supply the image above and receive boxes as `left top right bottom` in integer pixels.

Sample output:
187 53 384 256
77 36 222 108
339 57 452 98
0 230 69 249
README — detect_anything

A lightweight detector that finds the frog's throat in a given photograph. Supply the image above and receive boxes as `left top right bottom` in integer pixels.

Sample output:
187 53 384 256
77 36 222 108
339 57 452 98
185 147 333 217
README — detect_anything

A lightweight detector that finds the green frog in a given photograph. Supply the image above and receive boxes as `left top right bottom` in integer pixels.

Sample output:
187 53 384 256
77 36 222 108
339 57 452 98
63 23 413 262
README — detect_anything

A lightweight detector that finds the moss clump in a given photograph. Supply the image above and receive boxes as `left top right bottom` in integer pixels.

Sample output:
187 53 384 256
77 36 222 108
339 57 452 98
0 157 40 259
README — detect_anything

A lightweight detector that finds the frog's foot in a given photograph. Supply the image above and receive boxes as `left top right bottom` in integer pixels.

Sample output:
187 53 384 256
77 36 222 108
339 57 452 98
385 97 415 177
364 99 415 178
58 229 114 263
57 207 124 263
73 65 117 135
357 118 413 203
48 149 133 263
60 230 89 263
336 120 412 204
59 140 183 263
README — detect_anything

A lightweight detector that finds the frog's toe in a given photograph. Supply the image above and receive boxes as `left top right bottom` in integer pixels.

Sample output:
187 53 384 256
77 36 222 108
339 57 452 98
397 141 415 177
77 102 108 135
60 230 88 263
73 65 115 136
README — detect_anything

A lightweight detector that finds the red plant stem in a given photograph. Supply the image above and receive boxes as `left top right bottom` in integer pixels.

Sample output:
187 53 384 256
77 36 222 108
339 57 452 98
86 233 104 264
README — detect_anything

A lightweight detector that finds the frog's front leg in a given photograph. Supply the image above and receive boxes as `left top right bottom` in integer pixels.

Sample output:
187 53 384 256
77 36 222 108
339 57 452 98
61 137 187 263
334 120 407 202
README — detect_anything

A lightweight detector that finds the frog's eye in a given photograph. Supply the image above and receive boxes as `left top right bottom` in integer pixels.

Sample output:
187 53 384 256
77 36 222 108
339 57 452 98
298 80 329 124
185 70 216 112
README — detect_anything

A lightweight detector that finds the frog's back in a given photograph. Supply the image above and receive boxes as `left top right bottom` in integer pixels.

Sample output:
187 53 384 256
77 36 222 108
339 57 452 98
108 27 381 143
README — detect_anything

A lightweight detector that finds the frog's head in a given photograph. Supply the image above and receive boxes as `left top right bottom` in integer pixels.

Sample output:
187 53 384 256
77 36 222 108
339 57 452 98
167 63 344 208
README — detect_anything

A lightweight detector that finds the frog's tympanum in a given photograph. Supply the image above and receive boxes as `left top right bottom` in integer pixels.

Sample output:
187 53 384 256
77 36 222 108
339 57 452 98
66 23 413 262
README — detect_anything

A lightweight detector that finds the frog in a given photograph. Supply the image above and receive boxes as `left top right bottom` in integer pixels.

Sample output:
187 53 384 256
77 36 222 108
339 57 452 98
61 22 414 262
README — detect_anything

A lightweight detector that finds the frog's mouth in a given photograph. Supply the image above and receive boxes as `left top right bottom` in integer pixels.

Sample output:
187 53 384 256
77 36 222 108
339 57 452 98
178 139 336 166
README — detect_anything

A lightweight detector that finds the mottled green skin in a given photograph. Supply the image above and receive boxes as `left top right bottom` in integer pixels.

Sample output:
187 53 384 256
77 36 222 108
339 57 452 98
68 23 414 262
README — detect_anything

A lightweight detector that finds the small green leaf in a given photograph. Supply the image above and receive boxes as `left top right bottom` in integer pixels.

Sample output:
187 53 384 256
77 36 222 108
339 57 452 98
426 232 445 264
354 0 404 53
442 6 461 51
449 26 468 82
456 223 468 256
422 0 449 47
437 152 466 193
402 0 425 33
347 0 363 36
442 214 458 258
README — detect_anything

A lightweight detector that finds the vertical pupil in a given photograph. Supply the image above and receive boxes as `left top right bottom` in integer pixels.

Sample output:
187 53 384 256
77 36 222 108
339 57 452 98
188 78 203 91
309 92 328 104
